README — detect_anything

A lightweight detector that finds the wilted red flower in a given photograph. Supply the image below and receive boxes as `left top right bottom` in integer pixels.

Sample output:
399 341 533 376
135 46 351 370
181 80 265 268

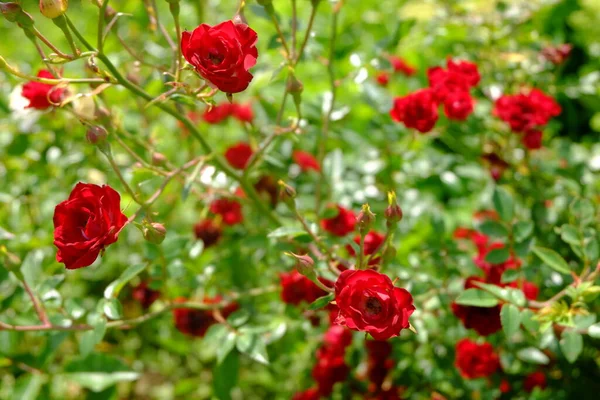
522 129 543 150
279 270 330 306
493 88 561 133
390 89 439 133
541 44 572 65
230 103 254 122
389 56 416 76
209 198 243 225
334 269 415 340
443 90 474 121
293 150 321 172
53 183 128 270
446 59 481 87
523 371 547 392
224 142 253 169
202 103 231 124
451 276 502 336
376 72 390 86
347 231 386 265
455 338 500 379
22 70 65 110
321 205 356 237
181 20 258 93
193 218 223 247
481 153 510 181
172 296 238 337
132 281 160 309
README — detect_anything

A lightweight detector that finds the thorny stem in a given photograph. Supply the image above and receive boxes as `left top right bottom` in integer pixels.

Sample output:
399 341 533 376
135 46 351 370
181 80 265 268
22 279 50 327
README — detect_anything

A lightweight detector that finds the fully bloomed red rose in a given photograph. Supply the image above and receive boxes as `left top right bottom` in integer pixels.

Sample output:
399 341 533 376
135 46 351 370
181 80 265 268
455 338 500 379
347 231 386 265
427 67 471 103
132 281 160 309
279 270 330 306
172 296 238 337
390 89 439 133
446 59 481 87
321 205 356 237
493 88 561 133
22 70 65 110
209 198 243 225
451 276 502 336
181 21 258 93
334 269 415 340
293 150 321 172
230 103 254 123
389 56 416 76
224 142 253 169
53 183 128 270
443 90 474 121
202 103 231 124
523 371 547 392
311 326 352 396
193 218 222 247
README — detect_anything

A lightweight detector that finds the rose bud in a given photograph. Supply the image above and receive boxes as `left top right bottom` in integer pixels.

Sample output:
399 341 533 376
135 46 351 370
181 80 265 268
356 204 375 235
86 125 108 145
287 73 304 112
143 222 167 245
151 152 168 166
278 180 297 209
286 252 315 278
0 245 21 272
0 2 22 22
39 0 68 19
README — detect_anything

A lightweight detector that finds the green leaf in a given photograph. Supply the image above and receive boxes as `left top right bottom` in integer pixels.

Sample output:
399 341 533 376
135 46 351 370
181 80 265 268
560 331 583 363
521 309 540 334
267 226 310 240
501 269 520 283
455 289 499 307
217 331 237 364
493 187 514 222
513 221 534 242
213 350 239 400
63 353 139 392
559 224 581 246
79 314 106 356
479 220 508 237
485 247 510 264
500 304 521 338
188 241 204 259
473 282 526 307
236 330 269 365
227 309 250 327
103 264 146 299
516 347 550 365
532 246 571 274
570 198 595 226
12 375 44 400
308 293 334 310
588 323 600 338
102 298 123 320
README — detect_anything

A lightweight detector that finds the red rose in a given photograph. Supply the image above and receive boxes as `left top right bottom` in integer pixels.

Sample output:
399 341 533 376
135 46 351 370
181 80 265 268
202 103 231 124
443 90 474 121
292 388 320 400
172 296 238 337
193 218 222 247
293 150 321 172
312 346 350 396
230 103 254 123
499 379 511 393
522 129 543 150
132 281 160 309
390 89 439 133
493 89 560 133
209 198 243 225
279 270 330 306
181 20 258 93
347 231 386 265
389 56 416 76
454 338 500 379
334 269 415 340
53 183 128 270
321 205 356 237
323 325 353 353
451 276 502 336
427 67 470 103
376 72 390 86
446 59 481 87
523 371 547 392
21 70 65 110
224 142 253 169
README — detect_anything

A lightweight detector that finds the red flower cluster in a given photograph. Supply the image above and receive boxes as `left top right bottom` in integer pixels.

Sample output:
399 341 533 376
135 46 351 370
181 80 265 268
132 281 160 309
455 338 500 379
390 89 439 133
279 271 331 306
311 325 353 396
181 21 258 93
193 218 223 247
334 269 415 340
293 150 321 172
209 198 243 225
493 88 561 150
172 296 238 337
347 231 385 266
53 183 128 270
22 70 65 110
389 56 417 76
321 205 356 237
224 142 253 169
365 340 395 394
202 102 254 124
427 59 479 120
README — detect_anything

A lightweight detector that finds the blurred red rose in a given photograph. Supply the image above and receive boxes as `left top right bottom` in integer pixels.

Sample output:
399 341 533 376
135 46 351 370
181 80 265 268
427 67 471 103
225 142 253 169
230 103 254 123
209 198 243 225
522 129 543 150
455 338 500 379
293 150 321 172
172 296 238 337
389 56 416 76
390 89 439 133
279 270 330 306
443 90 474 121
321 205 356 236
446 59 481 87
499 379 511 393
132 281 160 309
347 231 386 265
193 218 223 247
523 371 547 392
334 269 415 340
22 70 65 110
292 388 320 400
202 103 231 124
181 21 258 93
376 71 390 86
493 88 561 133
451 276 502 336
53 183 128 270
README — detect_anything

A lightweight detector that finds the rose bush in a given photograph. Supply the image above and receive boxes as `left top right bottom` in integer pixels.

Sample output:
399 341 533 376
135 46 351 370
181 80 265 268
0 0 599 399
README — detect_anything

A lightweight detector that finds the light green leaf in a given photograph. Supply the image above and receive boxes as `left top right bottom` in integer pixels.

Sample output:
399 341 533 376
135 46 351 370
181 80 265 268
485 247 510 264
63 372 139 392
560 331 583 363
517 347 550 365
588 323 600 338
217 331 238 364
500 304 521 338
532 246 571 274
455 289 499 308
308 293 334 310
473 282 526 307
102 298 123 320
521 309 540 334
267 226 310 240
493 187 514 222
104 264 146 299
513 221 534 242
236 330 269 365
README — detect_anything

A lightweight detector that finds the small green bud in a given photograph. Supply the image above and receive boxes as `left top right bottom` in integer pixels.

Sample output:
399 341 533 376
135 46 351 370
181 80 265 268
278 180 296 209
356 204 375 234
0 2 21 22
286 252 315 278
143 222 167 245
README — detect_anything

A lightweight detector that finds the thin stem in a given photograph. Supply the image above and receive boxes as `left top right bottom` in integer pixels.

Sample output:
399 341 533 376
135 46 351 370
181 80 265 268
31 27 73 60
168 1 183 82
312 278 334 293
97 0 109 51
0 57 105 84
270 14 291 60
104 150 143 205
291 0 298 60
22 280 50 326
294 209 341 276
295 4 319 65
357 232 366 269
54 15 80 55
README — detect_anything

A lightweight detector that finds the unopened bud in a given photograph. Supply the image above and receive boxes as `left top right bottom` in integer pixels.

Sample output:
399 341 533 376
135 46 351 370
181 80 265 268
0 245 21 271
287 73 303 114
86 125 108 145
39 0 68 19
287 252 315 278
0 2 21 22
385 191 403 226
278 180 296 209
356 204 375 234
151 152 167 166
143 222 166 244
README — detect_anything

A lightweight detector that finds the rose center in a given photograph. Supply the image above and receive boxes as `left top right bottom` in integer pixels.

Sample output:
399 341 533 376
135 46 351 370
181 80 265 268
207 51 224 65
365 297 383 316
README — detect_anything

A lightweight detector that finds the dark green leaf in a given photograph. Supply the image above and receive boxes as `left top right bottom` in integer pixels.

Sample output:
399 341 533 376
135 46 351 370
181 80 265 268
479 220 508 237
493 187 514 222
513 221 534 242
455 289 499 307
485 247 510 264
308 293 334 310
104 264 146 299
532 246 571 274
